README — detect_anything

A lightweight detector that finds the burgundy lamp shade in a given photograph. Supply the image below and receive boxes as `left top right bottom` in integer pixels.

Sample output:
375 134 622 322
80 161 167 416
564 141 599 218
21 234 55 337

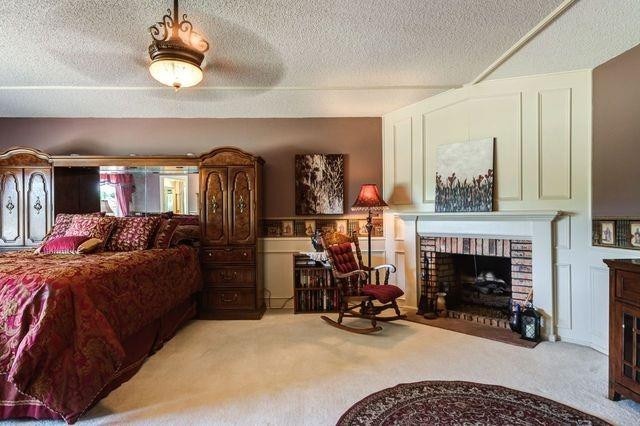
352 184 388 211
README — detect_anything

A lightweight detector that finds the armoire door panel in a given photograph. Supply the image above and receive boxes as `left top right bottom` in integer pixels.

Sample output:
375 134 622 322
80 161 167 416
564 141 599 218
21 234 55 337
0 169 24 246
201 168 228 245
24 169 51 245
228 167 255 245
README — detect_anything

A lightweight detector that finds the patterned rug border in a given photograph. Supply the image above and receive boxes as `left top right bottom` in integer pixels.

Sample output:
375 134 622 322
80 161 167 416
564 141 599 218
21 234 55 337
337 380 610 426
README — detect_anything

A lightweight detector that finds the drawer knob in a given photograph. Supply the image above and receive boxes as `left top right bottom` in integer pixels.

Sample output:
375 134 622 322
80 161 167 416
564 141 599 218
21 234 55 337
243 252 247 257
221 294 239 303
208 252 212 256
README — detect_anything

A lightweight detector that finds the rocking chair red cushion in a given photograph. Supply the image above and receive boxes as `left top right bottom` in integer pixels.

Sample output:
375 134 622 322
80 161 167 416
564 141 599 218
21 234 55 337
326 242 359 274
362 284 404 304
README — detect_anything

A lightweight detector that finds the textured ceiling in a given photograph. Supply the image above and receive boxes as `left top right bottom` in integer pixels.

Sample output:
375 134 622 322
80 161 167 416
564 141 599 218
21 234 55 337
0 0 636 117
488 0 640 80
0 0 561 117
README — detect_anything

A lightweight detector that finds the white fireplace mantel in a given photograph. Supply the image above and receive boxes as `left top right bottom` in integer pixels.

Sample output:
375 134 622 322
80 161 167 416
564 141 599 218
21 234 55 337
394 210 564 341
398 210 562 222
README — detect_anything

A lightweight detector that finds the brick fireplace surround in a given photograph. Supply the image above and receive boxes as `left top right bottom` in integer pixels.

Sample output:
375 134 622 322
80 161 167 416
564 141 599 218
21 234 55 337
421 236 533 303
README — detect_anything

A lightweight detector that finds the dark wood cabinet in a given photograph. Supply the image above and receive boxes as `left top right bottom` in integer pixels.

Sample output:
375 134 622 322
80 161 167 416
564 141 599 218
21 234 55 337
605 258 640 404
198 148 264 320
0 149 53 250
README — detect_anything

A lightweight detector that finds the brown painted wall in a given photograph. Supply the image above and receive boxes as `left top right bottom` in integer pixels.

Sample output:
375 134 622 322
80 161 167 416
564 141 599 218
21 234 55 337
593 43 640 217
0 118 381 218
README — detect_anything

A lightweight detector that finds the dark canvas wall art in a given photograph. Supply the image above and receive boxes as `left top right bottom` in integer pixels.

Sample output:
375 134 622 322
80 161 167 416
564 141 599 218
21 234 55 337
295 154 344 215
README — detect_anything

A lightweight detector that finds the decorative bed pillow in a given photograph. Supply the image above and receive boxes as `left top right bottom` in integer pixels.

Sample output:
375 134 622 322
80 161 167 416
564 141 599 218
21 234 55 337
37 236 103 254
106 216 161 251
46 212 104 241
65 215 117 248
152 218 180 249
171 224 201 246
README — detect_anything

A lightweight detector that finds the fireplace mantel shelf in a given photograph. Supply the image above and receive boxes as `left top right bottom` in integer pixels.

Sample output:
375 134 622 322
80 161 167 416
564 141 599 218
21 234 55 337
397 210 563 222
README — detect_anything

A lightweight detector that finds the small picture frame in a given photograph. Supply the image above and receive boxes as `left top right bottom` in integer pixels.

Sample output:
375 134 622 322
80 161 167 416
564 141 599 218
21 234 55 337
267 225 281 237
304 220 316 236
335 220 347 234
281 220 294 237
358 219 369 236
630 222 640 248
601 221 615 245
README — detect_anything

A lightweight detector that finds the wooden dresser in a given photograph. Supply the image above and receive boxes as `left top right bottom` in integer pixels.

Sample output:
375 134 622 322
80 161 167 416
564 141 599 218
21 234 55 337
605 258 640 403
0 148 53 250
198 147 265 319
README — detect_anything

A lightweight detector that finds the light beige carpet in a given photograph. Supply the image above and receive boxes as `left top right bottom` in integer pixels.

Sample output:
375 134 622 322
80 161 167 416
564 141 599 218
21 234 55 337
16 310 640 425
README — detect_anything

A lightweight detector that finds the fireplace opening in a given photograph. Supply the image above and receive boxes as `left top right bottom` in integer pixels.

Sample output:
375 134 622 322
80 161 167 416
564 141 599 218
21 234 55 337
445 254 512 320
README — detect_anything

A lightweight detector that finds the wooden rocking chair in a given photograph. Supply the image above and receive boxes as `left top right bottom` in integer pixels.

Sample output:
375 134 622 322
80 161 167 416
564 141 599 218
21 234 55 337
320 230 406 334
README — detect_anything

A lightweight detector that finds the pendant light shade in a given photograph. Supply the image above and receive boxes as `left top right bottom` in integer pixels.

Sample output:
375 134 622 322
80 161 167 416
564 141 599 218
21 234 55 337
149 59 203 90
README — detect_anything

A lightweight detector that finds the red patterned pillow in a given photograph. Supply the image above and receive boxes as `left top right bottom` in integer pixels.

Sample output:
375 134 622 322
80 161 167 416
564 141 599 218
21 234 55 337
152 218 180 249
65 216 117 247
38 236 102 254
46 212 103 241
106 216 161 251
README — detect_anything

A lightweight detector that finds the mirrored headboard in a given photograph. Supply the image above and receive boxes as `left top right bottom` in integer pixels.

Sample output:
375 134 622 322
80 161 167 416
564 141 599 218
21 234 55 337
51 155 200 217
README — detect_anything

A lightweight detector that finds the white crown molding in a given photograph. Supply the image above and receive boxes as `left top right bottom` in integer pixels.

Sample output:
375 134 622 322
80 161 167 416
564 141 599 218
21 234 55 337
0 85 459 92
470 0 578 85
397 210 563 222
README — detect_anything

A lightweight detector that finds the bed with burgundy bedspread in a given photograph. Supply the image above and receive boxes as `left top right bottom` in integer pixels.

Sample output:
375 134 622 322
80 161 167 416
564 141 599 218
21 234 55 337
0 246 202 423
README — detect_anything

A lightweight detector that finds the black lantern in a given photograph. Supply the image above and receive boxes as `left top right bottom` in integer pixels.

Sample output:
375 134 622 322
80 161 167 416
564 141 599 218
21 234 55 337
520 304 541 341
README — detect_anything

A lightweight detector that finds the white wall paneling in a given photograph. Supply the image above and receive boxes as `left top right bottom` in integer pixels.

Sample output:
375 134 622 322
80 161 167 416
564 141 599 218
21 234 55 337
382 69 638 352
538 88 572 200
589 266 610 352
554 263 572 330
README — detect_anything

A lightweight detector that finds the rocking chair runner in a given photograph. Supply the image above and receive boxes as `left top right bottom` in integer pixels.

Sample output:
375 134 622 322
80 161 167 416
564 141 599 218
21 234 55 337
320 230 406 334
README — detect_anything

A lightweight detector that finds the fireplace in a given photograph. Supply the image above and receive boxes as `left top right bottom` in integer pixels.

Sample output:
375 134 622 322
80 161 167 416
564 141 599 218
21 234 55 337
420 236 533 328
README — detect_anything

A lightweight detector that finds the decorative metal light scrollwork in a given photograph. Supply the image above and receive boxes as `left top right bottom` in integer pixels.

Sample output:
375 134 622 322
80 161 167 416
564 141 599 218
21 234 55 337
148 0 210 90
237 195 246 214
33 196 42 215
149 0 209 52
5 196 14 214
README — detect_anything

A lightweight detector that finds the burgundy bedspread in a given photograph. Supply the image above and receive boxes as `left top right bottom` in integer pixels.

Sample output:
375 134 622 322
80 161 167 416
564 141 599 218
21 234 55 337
0 246 201 423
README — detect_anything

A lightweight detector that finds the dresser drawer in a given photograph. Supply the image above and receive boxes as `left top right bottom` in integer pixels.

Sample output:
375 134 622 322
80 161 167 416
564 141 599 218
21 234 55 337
202 247 254 264
202 288 255 310
616 270 640 306
203 267 255 287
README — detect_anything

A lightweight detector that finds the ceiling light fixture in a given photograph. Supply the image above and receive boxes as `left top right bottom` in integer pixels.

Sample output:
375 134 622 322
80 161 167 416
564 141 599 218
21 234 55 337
148 0 210 91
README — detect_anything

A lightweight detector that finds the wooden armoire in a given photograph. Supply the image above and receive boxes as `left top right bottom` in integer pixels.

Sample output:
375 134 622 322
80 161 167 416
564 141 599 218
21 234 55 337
0 148 53 250
198 147 265 319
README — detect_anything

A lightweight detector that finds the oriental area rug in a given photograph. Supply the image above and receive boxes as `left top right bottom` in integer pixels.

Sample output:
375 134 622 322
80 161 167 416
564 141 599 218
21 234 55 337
337 381 609 426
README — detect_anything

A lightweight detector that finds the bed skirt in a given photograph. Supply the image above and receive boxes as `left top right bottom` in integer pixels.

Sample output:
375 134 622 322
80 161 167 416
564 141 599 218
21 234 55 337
0 296 197 422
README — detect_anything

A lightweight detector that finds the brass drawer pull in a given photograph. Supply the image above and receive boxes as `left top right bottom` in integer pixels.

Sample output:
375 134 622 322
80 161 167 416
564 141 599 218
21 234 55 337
221 294 239 304
220 271 238 281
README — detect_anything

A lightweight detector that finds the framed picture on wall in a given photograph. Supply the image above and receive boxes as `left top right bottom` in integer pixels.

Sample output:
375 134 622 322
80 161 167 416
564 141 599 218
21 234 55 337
295 154 344 215
335 220 347 234
631 222 640 247
601 221 615 245
281 220 294 237
357 219 368 236
304 220 316 236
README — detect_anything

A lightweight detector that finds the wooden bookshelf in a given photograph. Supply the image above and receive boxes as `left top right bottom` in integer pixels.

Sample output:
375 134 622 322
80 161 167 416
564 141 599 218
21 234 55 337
293 254 339 314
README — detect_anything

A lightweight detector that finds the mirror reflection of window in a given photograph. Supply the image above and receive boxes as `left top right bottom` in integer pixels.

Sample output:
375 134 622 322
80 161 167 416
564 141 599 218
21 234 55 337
99 166 198 216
